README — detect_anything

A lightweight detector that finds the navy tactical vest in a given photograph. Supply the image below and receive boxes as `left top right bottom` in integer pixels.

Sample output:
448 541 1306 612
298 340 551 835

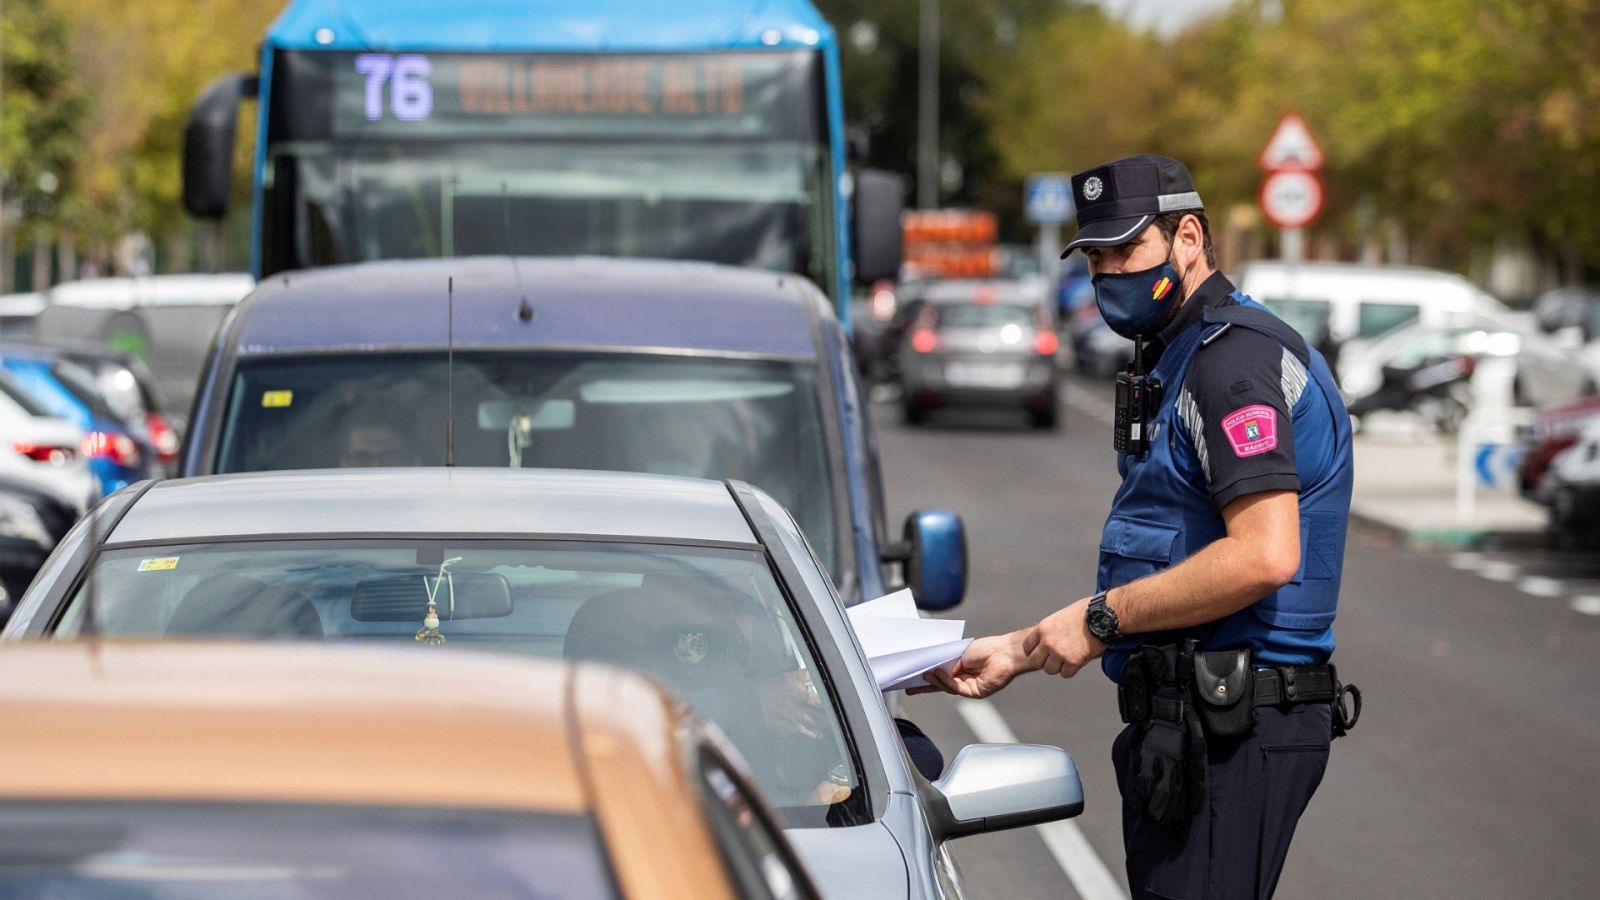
1098 293 1354 684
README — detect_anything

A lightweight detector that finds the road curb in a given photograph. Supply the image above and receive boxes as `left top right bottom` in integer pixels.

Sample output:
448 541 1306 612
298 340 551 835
1349 508 1553 551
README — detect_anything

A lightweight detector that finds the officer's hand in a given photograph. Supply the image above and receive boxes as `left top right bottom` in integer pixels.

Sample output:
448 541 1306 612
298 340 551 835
1023 598 1105 679
909 630 1033 699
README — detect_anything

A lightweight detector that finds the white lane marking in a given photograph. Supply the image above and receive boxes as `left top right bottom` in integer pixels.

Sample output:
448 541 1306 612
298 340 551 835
1477 560 1521 583
1449 552 1482 571
1570 596 1600 616
956 699 1128 900
1518 576 1566 598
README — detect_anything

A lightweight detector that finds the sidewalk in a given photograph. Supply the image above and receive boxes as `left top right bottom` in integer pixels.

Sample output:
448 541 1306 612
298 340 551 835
1351 426 1548 548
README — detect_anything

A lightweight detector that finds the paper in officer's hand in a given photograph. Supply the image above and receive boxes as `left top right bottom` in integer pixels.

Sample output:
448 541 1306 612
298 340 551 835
847 589 971 692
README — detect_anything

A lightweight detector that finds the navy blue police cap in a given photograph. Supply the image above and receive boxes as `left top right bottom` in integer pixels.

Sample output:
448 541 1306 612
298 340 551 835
1062 154 1204 257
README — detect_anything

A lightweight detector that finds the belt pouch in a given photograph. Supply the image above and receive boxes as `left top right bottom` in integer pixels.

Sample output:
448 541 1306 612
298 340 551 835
1192 649 1254 737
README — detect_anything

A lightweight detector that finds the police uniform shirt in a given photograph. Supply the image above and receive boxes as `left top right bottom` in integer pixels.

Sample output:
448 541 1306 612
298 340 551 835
1152 271 1302 511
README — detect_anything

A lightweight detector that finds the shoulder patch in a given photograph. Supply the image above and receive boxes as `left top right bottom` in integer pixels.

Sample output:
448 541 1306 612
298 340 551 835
1222 405 1278 457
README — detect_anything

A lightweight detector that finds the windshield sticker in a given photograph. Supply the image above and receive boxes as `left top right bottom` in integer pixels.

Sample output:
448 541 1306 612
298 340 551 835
262 390 294 408
137 557 180 572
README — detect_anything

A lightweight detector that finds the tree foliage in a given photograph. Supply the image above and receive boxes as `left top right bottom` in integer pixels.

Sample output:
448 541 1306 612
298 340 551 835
0 0 86 232
982 0 1600 277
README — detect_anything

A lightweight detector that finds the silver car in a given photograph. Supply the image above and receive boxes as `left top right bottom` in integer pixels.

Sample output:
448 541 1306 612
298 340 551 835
896 284 1061 429
6 468 1084 899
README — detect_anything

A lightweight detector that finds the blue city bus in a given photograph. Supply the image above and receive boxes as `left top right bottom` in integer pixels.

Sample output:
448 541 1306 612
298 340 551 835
181 0 904 317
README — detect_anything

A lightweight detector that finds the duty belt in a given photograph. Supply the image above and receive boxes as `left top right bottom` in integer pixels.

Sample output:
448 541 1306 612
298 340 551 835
1118 663 1338 724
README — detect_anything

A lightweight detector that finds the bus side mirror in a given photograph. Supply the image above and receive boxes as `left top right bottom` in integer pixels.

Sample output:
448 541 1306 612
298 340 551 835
899 508 966 611
852 168 905 285
182 72 258 220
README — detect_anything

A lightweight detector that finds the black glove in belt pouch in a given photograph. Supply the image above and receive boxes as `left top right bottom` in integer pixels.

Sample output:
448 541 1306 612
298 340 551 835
1191 648 1255 737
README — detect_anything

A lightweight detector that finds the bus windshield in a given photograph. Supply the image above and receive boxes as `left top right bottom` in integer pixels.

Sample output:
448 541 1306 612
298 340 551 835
261 50 834 287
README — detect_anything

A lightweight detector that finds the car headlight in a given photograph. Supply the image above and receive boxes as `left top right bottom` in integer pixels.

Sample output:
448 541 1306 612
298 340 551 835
0 497 53 549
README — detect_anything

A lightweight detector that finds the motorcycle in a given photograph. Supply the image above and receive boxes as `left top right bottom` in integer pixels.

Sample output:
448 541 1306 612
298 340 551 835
1347 354 1476 435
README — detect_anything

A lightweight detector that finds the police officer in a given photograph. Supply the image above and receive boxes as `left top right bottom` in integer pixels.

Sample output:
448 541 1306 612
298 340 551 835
918 154 1360 898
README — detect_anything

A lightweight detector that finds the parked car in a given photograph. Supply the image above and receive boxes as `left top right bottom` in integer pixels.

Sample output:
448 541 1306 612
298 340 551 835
1518 397 1600 501
0 344 161 493
897 288 1061 428
5 468 1086 898
33 273 254 414
0 472 78 618
1540 417 1600 534
0 291 45 339
0 370 96 510
0 641 823 899
1236 261 1509 346
179 257 963 613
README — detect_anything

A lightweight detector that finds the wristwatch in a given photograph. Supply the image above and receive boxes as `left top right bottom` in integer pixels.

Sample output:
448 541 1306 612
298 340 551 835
1085 591 1124 643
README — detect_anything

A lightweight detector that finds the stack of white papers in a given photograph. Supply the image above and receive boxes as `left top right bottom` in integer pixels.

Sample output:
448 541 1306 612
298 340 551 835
846 589 972 692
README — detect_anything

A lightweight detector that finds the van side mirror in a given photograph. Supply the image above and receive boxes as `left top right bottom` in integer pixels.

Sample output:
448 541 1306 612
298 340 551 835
897 508 966 611
928 744 1085 839
182 72 258 220
852 169 905 285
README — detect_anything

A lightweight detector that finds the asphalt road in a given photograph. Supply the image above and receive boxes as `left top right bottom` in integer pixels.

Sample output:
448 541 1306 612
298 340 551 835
880 374 1600 899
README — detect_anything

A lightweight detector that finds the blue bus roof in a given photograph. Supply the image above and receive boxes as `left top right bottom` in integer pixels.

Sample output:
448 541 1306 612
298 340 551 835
231 257 822 359
268 0 836 52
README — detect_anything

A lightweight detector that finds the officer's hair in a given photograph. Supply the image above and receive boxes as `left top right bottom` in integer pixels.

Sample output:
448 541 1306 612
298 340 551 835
1153 211 1217 269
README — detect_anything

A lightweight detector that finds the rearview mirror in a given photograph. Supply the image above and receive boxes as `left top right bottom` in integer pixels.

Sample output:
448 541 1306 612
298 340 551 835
928 744 1084 839
477 399 576 431
852 169 905 284
898 508 966 611
182 72 257 219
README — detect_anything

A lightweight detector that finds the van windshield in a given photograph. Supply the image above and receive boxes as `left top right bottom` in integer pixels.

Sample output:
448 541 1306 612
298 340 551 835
216 352 840 580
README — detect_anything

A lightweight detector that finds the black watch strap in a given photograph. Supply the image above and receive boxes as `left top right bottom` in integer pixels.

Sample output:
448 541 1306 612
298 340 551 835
1087 591 1123 642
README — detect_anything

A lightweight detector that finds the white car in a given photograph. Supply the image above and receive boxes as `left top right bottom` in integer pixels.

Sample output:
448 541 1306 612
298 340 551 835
0 373 95 514
1237 260 1509 345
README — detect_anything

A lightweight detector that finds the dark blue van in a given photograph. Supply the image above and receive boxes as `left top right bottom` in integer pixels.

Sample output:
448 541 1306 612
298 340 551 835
182 257 966 611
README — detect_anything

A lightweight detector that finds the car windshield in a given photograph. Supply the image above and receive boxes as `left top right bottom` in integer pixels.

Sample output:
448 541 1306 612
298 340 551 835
0 803 616 899
53 539 864 827
217 352 840 581
1258 296 1332 340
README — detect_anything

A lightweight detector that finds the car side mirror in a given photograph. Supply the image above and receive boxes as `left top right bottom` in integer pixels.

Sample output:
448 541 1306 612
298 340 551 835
928 744 1085 839
852 169 905 285
897 508 966 611
182 72 257 220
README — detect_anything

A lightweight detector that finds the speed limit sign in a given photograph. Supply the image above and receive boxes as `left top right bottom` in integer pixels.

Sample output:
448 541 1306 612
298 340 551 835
1260 170 1324 229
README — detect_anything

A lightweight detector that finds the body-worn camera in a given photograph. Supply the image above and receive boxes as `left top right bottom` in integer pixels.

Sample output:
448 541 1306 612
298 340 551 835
1114 341 1163 456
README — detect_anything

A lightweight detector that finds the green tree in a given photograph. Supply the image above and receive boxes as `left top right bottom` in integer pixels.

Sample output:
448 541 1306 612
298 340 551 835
1 0 86 264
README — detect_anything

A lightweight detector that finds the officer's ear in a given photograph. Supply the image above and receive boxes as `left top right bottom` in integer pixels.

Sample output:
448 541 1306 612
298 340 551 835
1172 213 1206 272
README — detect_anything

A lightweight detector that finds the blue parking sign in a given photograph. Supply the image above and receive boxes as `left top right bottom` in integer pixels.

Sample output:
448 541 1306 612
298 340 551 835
1025 174 1074 225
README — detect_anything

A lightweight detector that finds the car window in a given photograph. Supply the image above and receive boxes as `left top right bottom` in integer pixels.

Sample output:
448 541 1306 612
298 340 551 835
934 303 1035 329
0 803 617 899
1257 297 1332 339
0 374 51 417
699 751 816 900
218 352 840 582
55 539 865 827
1357 301 1420 339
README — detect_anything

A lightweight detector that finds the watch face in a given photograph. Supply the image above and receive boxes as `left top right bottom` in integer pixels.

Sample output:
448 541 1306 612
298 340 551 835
1087 607 1115 638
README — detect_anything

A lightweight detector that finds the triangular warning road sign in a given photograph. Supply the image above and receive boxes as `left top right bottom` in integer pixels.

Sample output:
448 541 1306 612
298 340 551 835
1259 113 1324 172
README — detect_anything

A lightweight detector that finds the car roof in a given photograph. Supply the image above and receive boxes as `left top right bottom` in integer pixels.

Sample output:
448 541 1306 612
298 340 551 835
46 274 255 309
107 468 760 546
232 257 820 359
0 643 571 808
